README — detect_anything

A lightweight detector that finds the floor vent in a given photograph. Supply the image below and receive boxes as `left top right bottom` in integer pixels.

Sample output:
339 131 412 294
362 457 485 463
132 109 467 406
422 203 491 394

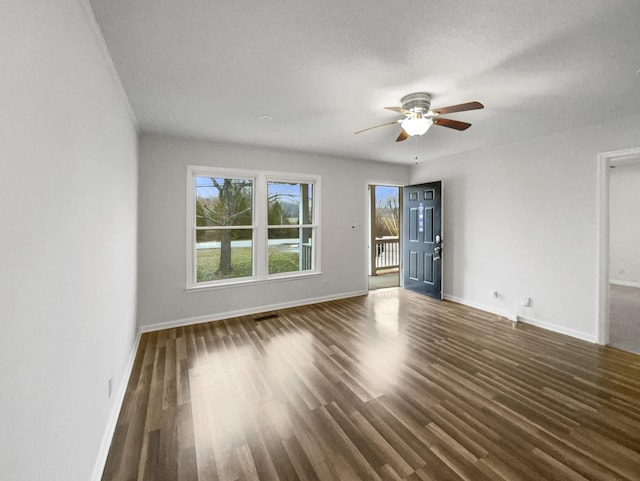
253 313 279 322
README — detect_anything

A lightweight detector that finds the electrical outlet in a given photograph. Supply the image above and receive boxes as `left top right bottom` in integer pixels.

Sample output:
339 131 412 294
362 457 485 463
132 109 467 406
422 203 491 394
108 376 113 398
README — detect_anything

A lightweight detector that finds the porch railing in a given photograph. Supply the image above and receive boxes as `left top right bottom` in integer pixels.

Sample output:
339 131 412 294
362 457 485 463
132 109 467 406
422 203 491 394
301 242 312 270
374 236 399 273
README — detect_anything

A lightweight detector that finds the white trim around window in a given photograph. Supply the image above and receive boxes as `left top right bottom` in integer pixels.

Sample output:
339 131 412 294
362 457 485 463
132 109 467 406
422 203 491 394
186 165 321 290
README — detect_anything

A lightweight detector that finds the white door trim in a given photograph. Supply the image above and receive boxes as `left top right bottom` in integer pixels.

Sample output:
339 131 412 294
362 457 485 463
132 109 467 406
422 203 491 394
596 147 640 345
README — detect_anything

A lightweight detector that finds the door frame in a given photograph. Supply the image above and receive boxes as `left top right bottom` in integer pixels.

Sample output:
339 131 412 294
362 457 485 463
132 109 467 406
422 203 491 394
596 146 640 345
366 181 404 285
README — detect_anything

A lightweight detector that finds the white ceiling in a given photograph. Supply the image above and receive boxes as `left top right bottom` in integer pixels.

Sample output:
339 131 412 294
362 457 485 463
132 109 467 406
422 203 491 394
89 0 640 164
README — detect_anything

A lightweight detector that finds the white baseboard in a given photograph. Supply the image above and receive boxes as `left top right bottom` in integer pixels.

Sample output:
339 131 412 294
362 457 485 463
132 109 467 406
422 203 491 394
610 279 640 289
444 294 510 319
90 332 142 481
140 290 369 333
443 294 597 343
515 314 597 343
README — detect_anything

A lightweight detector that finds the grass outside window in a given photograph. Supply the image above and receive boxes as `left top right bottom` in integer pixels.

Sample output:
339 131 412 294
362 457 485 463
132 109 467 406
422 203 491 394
197 247 300 281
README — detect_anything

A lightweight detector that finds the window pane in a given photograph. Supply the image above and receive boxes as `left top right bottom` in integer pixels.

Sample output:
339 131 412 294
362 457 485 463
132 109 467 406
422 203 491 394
196 176 252 227
268 227 313 274
267 181 313 225
196 229 252 282
374 185 400 237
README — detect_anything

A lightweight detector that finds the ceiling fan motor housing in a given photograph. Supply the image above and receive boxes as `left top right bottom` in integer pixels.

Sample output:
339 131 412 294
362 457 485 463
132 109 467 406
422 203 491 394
401 92 432 113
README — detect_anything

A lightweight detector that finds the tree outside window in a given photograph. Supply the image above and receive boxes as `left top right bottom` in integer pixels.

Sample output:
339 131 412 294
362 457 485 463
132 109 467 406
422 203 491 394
195 176 253 281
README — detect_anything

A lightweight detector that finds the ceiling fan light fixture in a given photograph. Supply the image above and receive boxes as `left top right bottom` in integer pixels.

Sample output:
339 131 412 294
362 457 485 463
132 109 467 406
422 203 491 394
401 117 433 136
355 93 483 140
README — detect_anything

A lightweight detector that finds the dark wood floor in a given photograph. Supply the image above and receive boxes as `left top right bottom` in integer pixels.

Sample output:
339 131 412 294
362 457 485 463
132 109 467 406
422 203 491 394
102 289 640 481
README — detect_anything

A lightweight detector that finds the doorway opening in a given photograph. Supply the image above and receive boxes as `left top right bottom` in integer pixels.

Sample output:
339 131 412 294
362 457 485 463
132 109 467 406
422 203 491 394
368 185 401 290
597 147 640 352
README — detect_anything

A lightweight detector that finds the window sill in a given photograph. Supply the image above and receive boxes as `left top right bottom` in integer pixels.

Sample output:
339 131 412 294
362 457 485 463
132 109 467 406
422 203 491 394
185 270 322 293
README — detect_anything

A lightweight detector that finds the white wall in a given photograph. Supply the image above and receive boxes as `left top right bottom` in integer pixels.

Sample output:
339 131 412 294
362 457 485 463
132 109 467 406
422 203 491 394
411 116 640 342
609 160 640 286
137 134 410 328
0 2 138 481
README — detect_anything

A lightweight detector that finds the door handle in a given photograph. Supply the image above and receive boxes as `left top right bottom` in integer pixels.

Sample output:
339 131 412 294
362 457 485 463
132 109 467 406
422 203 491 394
433 245 441 260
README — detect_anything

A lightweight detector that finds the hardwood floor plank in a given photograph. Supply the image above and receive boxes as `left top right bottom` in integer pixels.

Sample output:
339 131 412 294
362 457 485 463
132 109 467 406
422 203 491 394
245 435 280 481
367 397 435 463
426 406 489 460
176 404 197 481
325 402 387 471
476 455 537 481
256 424 298 481
281 435 321 481
428 441 493 481
314 405 384 481
530 447 591 481
103 289 640 480
377 464 404 481
356 401 427 471
413 447 468 481
348 410 414 477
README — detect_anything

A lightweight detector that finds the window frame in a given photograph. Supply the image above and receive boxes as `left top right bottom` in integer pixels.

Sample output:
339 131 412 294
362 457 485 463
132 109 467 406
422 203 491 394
186 166 321 290
266 176 317 277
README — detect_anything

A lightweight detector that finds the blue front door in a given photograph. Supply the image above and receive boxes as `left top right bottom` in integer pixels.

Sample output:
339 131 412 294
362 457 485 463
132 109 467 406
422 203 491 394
403 181 442 299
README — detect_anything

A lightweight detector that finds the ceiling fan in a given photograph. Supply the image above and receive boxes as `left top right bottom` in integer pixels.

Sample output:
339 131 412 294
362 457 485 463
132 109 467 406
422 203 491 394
355 92 484 142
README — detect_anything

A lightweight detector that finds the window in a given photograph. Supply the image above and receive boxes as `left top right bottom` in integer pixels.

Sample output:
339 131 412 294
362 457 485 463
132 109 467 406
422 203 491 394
194 176 254 283
187 167 319 288
267 181 314 274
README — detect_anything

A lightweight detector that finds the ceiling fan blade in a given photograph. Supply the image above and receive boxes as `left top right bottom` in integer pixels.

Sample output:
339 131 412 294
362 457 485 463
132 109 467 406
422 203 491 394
384 106 410 115
432 101 484 115
396 129 409 142
354 120 400 135
433 117 472 131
